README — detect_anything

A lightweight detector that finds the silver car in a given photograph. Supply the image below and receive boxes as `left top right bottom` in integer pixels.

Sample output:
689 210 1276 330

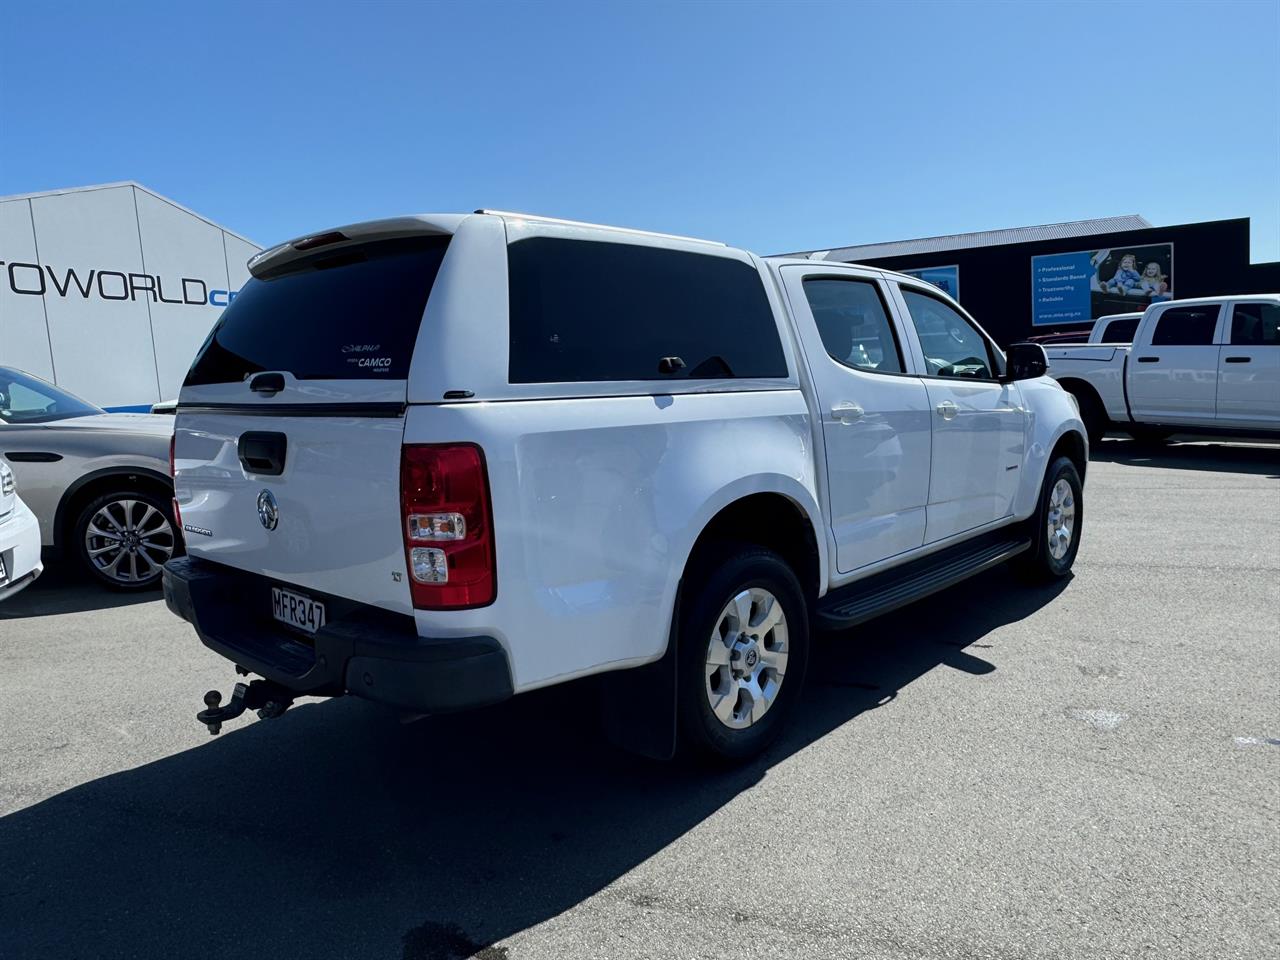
0 367 179 590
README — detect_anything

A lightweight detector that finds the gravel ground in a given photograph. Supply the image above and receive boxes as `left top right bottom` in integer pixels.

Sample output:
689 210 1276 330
2 438 1277 960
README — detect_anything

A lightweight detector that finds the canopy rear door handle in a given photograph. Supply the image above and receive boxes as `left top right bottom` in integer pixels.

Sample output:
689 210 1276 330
831 402 864 424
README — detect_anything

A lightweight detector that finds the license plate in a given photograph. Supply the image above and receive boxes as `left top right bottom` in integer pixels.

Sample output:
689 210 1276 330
271 586 326 635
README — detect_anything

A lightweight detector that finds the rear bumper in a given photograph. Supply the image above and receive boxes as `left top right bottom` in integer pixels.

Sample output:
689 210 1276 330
0 502 44 602
163 556 512 713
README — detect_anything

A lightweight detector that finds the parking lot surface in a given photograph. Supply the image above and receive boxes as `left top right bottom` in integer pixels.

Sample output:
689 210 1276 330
2 439 1277 960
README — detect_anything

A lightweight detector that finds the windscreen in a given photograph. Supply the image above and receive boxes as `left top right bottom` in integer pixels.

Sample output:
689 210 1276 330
0 367 103 423
184 236 450 386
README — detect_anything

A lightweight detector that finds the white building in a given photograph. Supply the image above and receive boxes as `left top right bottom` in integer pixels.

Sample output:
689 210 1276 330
0 182 260 410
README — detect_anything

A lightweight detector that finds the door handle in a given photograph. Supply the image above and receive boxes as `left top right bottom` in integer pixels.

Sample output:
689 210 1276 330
831 402 864 424
936 400 959 421
1136 356 1160 363
1224 356 1251 364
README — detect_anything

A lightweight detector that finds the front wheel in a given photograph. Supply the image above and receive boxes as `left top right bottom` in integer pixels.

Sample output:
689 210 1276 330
74 490 179 590
1021 456 1083 581
677 544 810 762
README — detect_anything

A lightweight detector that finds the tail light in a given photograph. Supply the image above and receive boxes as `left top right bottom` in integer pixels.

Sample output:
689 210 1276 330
169 433 183 531
400 443 496 609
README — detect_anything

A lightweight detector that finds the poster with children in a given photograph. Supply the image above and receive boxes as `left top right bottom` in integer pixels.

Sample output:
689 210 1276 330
1031 243 1174 325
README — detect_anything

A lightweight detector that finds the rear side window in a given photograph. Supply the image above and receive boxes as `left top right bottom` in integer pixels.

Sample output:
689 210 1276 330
507 238 787 383
185 236 450 385
1230 303 1280 345
1099 316 1139 343
802 278 904 374
1150 305 1219 346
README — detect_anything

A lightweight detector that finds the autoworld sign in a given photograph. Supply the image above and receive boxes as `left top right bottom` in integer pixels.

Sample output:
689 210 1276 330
0 260 238 306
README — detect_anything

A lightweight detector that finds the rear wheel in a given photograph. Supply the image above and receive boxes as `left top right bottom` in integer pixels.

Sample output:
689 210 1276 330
677 543 809 761
74 490 179 590
1020 456 1083 582
1069 386 1108 445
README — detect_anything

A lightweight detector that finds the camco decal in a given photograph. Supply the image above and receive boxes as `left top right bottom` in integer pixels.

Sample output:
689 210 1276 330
0 260 237 307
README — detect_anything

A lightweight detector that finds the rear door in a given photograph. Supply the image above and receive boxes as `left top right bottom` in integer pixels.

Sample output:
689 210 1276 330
174 233 452 614
1216 301 1280 427
779 266 931 573
891 283 1027 544
1127 303 1223 425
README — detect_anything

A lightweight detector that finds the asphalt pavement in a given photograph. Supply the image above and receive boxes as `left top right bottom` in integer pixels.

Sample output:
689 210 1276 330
1 438 1277 960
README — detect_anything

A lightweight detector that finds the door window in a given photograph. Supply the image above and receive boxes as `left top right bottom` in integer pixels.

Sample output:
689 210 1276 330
900 288 996 379
1150 306 1219 346
801 278 904 374
1230 303 1280 345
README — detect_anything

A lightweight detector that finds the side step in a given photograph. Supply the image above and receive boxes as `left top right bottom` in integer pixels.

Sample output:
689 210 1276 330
816 530 1033 630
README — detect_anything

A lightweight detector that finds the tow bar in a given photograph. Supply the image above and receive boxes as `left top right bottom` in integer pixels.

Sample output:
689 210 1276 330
197 677 296 735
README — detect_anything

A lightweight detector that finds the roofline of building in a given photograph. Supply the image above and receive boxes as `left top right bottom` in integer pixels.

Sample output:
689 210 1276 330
775 213 1155 260
0 180 259 248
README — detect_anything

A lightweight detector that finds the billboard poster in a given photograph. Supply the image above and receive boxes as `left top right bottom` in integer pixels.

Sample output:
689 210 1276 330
1032 243 1174 326
901 264 960 301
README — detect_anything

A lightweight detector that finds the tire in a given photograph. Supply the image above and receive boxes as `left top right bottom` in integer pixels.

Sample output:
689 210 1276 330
1020 456 1083 582
677 543 810 762
74 489 180 590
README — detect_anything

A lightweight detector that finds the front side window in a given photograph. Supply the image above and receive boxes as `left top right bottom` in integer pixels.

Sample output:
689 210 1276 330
1150 305 1219 346
0 367 103 424
507 238 787 383
802 278 904 374
1230 303 1280 345
900 288 996 379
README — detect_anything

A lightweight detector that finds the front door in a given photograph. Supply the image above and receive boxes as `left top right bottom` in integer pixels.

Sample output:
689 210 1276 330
781 268 932 574
893 284 1027 544
1127 303 1223 425
1217 301 1280 426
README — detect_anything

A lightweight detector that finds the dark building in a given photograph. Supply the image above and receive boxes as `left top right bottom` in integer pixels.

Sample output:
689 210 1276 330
785 215 1280 347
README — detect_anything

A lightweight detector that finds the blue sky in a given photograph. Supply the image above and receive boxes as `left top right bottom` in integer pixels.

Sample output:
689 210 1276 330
2 0 1277 260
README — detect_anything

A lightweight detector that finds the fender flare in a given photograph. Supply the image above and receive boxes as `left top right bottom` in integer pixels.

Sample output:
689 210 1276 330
53 465 173 549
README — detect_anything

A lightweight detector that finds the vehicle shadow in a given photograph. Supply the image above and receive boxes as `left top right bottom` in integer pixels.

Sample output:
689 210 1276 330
0 563 160 620
1 566 1067 960
1092 436 1280 477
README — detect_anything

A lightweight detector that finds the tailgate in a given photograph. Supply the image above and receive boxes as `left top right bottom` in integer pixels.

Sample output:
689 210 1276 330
173 232 452 615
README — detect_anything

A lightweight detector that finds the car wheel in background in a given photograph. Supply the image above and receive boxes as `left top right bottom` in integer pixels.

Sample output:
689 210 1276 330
677 543 810 762
74 490 179 590
1020 456 1083 582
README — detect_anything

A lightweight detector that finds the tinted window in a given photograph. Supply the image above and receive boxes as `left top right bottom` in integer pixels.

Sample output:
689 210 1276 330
1230 303 1280 345
185 236 450 385
507 238 787 383
0 367 102 424
1099 316 1140 343
802 278 903 374
1151 305 1219 346
900 289 996 379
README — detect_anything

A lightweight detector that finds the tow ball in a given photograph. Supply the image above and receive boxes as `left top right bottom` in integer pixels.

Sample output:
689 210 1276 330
197 679 295 735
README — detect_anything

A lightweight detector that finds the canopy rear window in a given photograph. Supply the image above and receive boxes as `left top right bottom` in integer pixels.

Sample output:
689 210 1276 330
185 236 450 385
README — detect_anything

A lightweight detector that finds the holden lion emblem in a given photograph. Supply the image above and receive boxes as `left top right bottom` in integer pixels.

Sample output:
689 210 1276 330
257 489 279 531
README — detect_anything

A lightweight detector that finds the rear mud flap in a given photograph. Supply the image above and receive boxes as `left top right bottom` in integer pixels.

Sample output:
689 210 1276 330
598 583 680 761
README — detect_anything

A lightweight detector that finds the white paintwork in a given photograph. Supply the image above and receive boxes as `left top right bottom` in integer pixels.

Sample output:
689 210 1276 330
174 212 1085 694
0 182 261 410
1047 294 1280 433
1217 302 1280 425
0 461 43 601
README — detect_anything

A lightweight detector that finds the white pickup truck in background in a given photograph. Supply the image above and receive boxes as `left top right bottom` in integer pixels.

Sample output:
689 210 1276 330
1047 295 1280 443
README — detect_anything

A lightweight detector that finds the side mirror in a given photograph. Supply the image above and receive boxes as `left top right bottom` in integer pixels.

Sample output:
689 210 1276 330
1004 342 1049 381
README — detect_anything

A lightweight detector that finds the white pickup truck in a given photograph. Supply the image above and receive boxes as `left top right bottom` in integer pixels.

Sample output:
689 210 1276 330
163 210 1086 761
1047 295 1280 443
